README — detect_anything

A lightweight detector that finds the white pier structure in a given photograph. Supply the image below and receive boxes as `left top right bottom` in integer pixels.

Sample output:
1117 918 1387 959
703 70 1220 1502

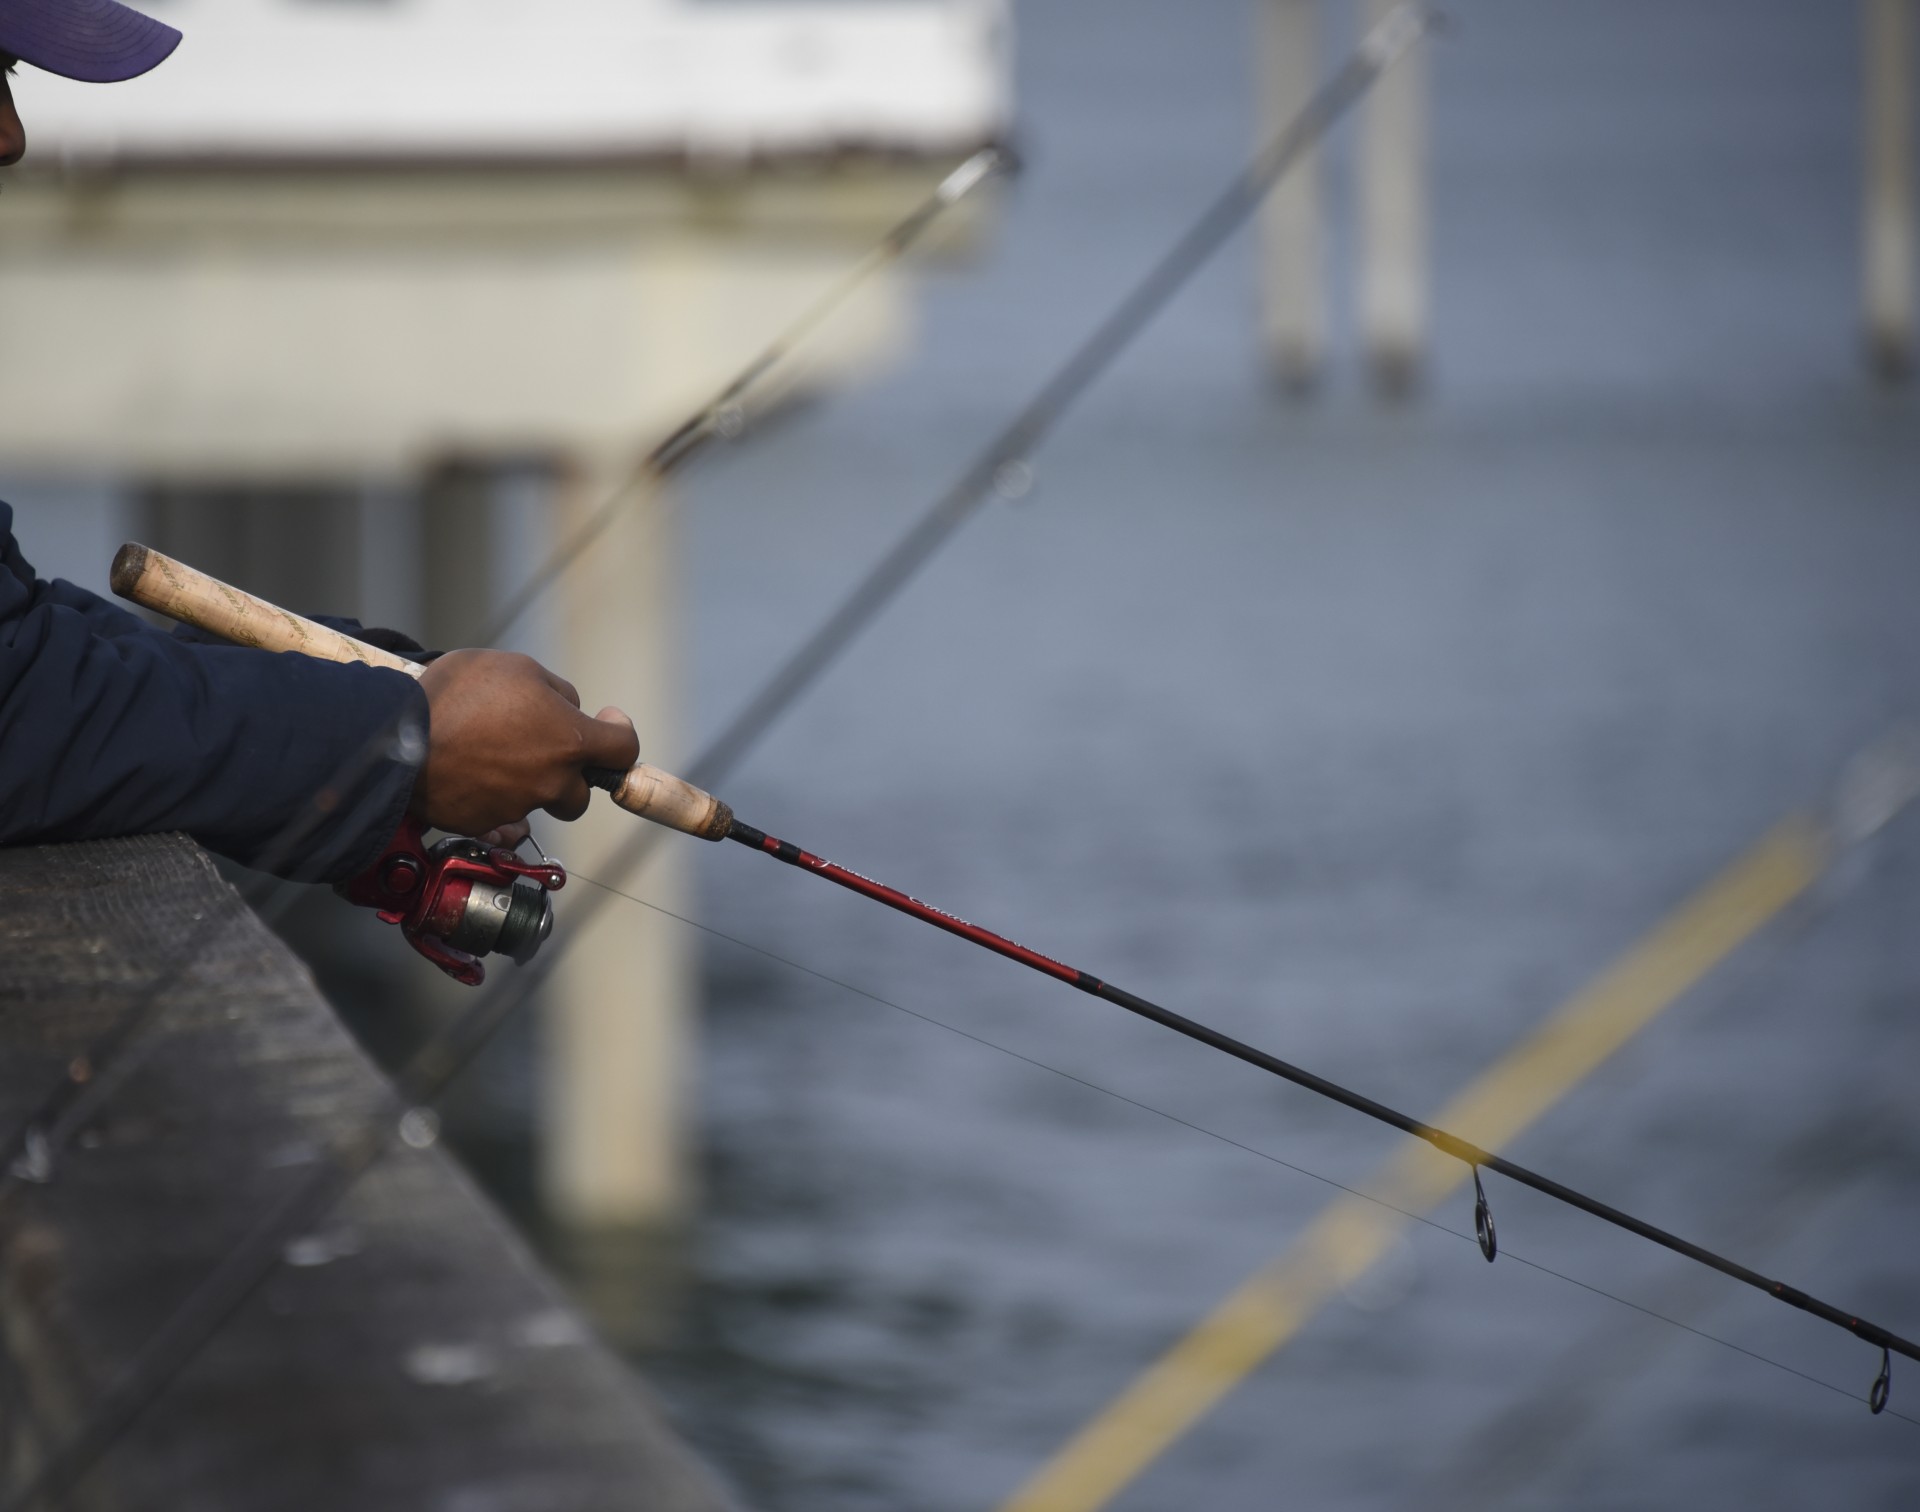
1258 0 1917 392
1258 0 1427 395
0 0 1008 1229
1866 0 1916 380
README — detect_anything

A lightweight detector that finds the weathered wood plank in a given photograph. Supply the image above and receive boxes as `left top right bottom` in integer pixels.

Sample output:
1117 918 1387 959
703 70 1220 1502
0 833 737 1512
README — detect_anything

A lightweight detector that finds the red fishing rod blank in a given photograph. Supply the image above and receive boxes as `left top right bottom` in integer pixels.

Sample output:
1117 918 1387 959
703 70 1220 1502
722 817 1917 1410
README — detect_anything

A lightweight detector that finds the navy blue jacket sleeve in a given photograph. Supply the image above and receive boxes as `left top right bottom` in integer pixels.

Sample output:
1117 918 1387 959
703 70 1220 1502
0 504 426 882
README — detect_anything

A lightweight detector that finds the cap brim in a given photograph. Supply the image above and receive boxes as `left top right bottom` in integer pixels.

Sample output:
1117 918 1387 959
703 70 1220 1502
0 0 181 84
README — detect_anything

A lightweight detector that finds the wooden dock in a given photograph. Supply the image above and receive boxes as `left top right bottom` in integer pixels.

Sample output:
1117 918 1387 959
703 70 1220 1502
0 832 736 1512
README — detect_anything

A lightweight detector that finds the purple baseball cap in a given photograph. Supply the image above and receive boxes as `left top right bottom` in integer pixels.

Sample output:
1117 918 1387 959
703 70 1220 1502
0 0 180 83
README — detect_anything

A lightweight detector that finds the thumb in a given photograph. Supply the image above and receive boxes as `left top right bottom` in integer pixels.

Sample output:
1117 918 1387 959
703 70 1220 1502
578 705 640 773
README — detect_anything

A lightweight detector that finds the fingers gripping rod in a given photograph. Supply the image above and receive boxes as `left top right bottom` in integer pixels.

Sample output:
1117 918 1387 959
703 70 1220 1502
110 543 733 843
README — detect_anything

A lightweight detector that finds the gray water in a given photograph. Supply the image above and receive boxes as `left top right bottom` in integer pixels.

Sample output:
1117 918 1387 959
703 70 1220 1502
645 2 1920 1508
10 1 1920 1508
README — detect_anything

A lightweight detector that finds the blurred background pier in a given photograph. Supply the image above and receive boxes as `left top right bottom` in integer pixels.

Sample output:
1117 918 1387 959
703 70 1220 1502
4 0 1919 1509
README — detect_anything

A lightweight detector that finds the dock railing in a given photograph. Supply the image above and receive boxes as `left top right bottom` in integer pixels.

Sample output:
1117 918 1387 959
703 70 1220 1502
0 831 736 1512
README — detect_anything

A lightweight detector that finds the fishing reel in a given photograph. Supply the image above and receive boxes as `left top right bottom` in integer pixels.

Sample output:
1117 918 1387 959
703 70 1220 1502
336 816 565 986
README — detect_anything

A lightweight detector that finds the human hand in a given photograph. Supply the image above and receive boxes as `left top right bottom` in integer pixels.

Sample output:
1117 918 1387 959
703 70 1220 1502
412 649 639 837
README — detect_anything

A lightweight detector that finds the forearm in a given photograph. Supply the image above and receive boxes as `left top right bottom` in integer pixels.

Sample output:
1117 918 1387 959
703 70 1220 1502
0 601 426 882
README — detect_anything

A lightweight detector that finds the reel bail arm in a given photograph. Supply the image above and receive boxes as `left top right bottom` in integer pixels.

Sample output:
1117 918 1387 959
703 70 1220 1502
336 816 565 985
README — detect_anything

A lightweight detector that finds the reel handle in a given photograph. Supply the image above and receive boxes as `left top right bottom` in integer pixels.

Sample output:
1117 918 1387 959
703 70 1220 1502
110 541 732 842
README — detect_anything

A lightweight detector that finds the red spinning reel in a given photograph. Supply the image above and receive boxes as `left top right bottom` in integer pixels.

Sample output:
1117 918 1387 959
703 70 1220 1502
336 816 566 986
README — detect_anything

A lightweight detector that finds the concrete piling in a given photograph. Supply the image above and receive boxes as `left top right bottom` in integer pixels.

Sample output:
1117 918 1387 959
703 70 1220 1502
1358 0 1428 396
1256 0 1327 392
1865 0 1916 381
541 462 693 1230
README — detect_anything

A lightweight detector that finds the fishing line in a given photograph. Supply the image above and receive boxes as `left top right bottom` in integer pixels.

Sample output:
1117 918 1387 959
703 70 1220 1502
0 14 1438 1503
572 871 1920 1429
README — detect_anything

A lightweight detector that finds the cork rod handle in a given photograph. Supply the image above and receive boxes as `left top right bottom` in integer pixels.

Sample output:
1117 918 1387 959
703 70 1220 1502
109 542 733 842
586 765 734 842
112 541 422 677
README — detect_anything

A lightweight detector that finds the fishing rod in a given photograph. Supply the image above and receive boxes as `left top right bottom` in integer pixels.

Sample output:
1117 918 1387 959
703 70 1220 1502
732 822 1912 1377
92 554 1920 1414
706 812 1917 1416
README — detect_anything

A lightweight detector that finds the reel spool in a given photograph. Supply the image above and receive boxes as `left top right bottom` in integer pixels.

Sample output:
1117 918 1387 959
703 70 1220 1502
337 817 565 985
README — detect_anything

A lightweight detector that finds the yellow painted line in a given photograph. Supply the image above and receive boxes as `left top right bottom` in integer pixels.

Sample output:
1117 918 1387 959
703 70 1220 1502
997 818 1826 1512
